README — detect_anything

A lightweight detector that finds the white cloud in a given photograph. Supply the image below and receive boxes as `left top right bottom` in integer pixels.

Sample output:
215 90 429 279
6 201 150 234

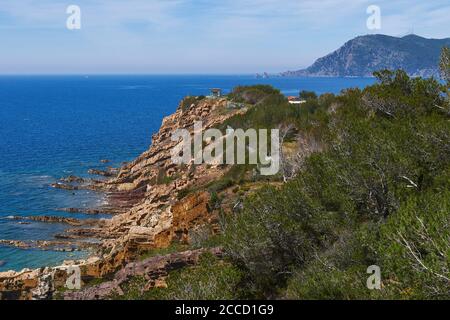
0 0 448 73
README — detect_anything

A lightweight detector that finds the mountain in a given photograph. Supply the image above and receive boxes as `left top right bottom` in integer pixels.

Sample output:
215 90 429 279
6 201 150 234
282 34 450 78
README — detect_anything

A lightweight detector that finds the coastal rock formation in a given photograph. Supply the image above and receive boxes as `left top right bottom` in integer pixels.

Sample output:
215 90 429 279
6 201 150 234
58 207 122 215
0 257 103 300
0 96 247 299
59 175 85 183
95 97 246 261
88 168 117 177
64 248 222 300
0 239 98 252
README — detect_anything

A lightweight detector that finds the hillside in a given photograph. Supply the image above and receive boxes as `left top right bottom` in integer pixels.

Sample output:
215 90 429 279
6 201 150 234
1 49 449 299
282 34 450 77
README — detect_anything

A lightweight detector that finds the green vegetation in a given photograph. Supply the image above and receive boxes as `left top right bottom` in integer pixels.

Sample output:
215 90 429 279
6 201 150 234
181 95 206 112
140 48 450 300
155 168 178 185
299 90 318 100
115 253 243 300
220 65 449 299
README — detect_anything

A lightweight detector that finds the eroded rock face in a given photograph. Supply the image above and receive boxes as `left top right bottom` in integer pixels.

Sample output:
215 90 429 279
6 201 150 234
0 239 98 252
96 97 244 259
0 269 40 300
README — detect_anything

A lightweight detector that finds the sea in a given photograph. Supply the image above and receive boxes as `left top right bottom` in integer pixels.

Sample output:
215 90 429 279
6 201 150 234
0 75 376 272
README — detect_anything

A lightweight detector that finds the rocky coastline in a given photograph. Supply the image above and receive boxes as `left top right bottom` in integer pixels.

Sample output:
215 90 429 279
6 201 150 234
0 96 248 300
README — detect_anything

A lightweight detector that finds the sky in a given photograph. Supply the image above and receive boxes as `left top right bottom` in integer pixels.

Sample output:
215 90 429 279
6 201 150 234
0 0 449 74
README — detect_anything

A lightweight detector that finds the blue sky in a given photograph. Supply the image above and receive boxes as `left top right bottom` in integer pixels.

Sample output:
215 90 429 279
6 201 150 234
0 0 449 74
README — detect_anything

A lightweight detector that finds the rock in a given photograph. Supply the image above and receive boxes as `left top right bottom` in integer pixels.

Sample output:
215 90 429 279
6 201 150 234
1 96 246 300
100 159 110 164
59 175 85 183
88 169 115 177
10 216 101 227
31 274 53 300
0 261 6 267
64 248 222 300
0 240 30 249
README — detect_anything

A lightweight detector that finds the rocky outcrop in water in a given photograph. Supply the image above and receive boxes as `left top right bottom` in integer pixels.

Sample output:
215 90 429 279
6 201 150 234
8 216 102 227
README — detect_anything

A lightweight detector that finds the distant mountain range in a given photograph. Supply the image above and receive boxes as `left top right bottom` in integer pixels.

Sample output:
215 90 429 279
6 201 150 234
281 34 450 78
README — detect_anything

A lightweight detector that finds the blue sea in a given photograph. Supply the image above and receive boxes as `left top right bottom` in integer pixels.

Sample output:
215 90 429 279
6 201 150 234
0 75 375 272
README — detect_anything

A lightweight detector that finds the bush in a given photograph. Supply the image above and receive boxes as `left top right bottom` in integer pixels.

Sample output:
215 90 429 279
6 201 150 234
299 90 318 100
223 183 340 295
221 69 450 299
145 253 243 300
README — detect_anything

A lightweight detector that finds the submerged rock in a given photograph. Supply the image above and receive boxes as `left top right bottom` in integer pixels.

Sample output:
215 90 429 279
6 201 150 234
51 183 79 190
64 248 222 300
0 261 6 267
10 216 101 227
0 96 247 300
88 168 115 177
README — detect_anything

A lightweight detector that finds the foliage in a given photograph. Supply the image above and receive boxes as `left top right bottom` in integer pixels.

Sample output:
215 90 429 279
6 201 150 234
299 90 318 100
371 190 450 299
229 85 281 104
118 253 243 300
152 49 450 300
221 63 450 299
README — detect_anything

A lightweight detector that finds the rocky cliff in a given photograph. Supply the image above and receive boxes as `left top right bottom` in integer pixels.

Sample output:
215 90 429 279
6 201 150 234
0 95 249 300
282 34 450 78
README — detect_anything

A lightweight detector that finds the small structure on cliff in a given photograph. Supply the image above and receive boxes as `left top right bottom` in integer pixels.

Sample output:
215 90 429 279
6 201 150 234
287 96 306 105
210 88 222 98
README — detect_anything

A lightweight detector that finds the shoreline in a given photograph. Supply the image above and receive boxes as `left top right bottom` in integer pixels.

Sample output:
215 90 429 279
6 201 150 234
0 165 122 273
0 94 248 299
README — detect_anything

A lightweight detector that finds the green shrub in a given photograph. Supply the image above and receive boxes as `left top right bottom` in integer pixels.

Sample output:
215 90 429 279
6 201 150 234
144 253 243 300
299 90 317 100
370 190 450 299
221 68 450 299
